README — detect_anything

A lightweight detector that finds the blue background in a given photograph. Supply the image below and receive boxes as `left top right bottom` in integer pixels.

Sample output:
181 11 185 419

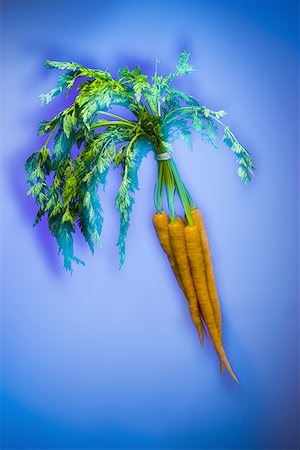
1 0 299 449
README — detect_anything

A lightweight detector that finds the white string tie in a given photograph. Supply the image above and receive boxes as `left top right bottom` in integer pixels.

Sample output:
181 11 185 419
156 152 172 161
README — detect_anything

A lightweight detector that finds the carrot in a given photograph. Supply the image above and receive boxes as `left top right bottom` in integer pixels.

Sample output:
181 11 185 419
191 208 222 338
191 208 224 374
184 223 238 382
153 212 184 292
168 216 205 344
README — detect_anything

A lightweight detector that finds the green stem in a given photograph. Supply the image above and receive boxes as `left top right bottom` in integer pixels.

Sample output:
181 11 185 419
122 132 149 179
163 105 201 123
169 159 194 226
76 119 137 143
164 162 175 222
126 131 150 157
163 106 249 153
142 102 154 117
154 161 164 213
208 113 252 159
98 111 135 124
208 114 236 139
144 97 157 116
91 120 135 130
154 58 161 118
157 101 161 117
153 141 194 224
44 127 56 146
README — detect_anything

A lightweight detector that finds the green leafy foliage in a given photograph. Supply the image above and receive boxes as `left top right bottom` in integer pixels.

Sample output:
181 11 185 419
222 127 255 183
161 104 255 177
115 138 150 267
39 72 76 105
53 127 74 163
175 51 195 76
26 52 255 271
119 66 150 102
63 112 77 138
44 59 112 81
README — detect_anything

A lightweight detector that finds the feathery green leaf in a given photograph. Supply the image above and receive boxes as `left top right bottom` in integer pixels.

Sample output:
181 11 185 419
26 52 255 270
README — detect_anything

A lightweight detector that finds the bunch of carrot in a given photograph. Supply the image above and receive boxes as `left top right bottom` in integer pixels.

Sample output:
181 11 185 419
153 208 238 383
26 53 254 382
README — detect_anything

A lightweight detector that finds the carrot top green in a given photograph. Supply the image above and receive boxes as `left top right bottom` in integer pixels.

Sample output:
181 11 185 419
25 52 255 271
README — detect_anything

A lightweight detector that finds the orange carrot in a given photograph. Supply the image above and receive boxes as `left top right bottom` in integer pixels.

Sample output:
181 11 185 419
184 223 238 382
191 208 222 339
153 212 184 292
168 216 205 344
191 208 224 373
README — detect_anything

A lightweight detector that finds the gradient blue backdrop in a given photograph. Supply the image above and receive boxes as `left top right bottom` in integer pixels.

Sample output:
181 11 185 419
1 1 299 449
